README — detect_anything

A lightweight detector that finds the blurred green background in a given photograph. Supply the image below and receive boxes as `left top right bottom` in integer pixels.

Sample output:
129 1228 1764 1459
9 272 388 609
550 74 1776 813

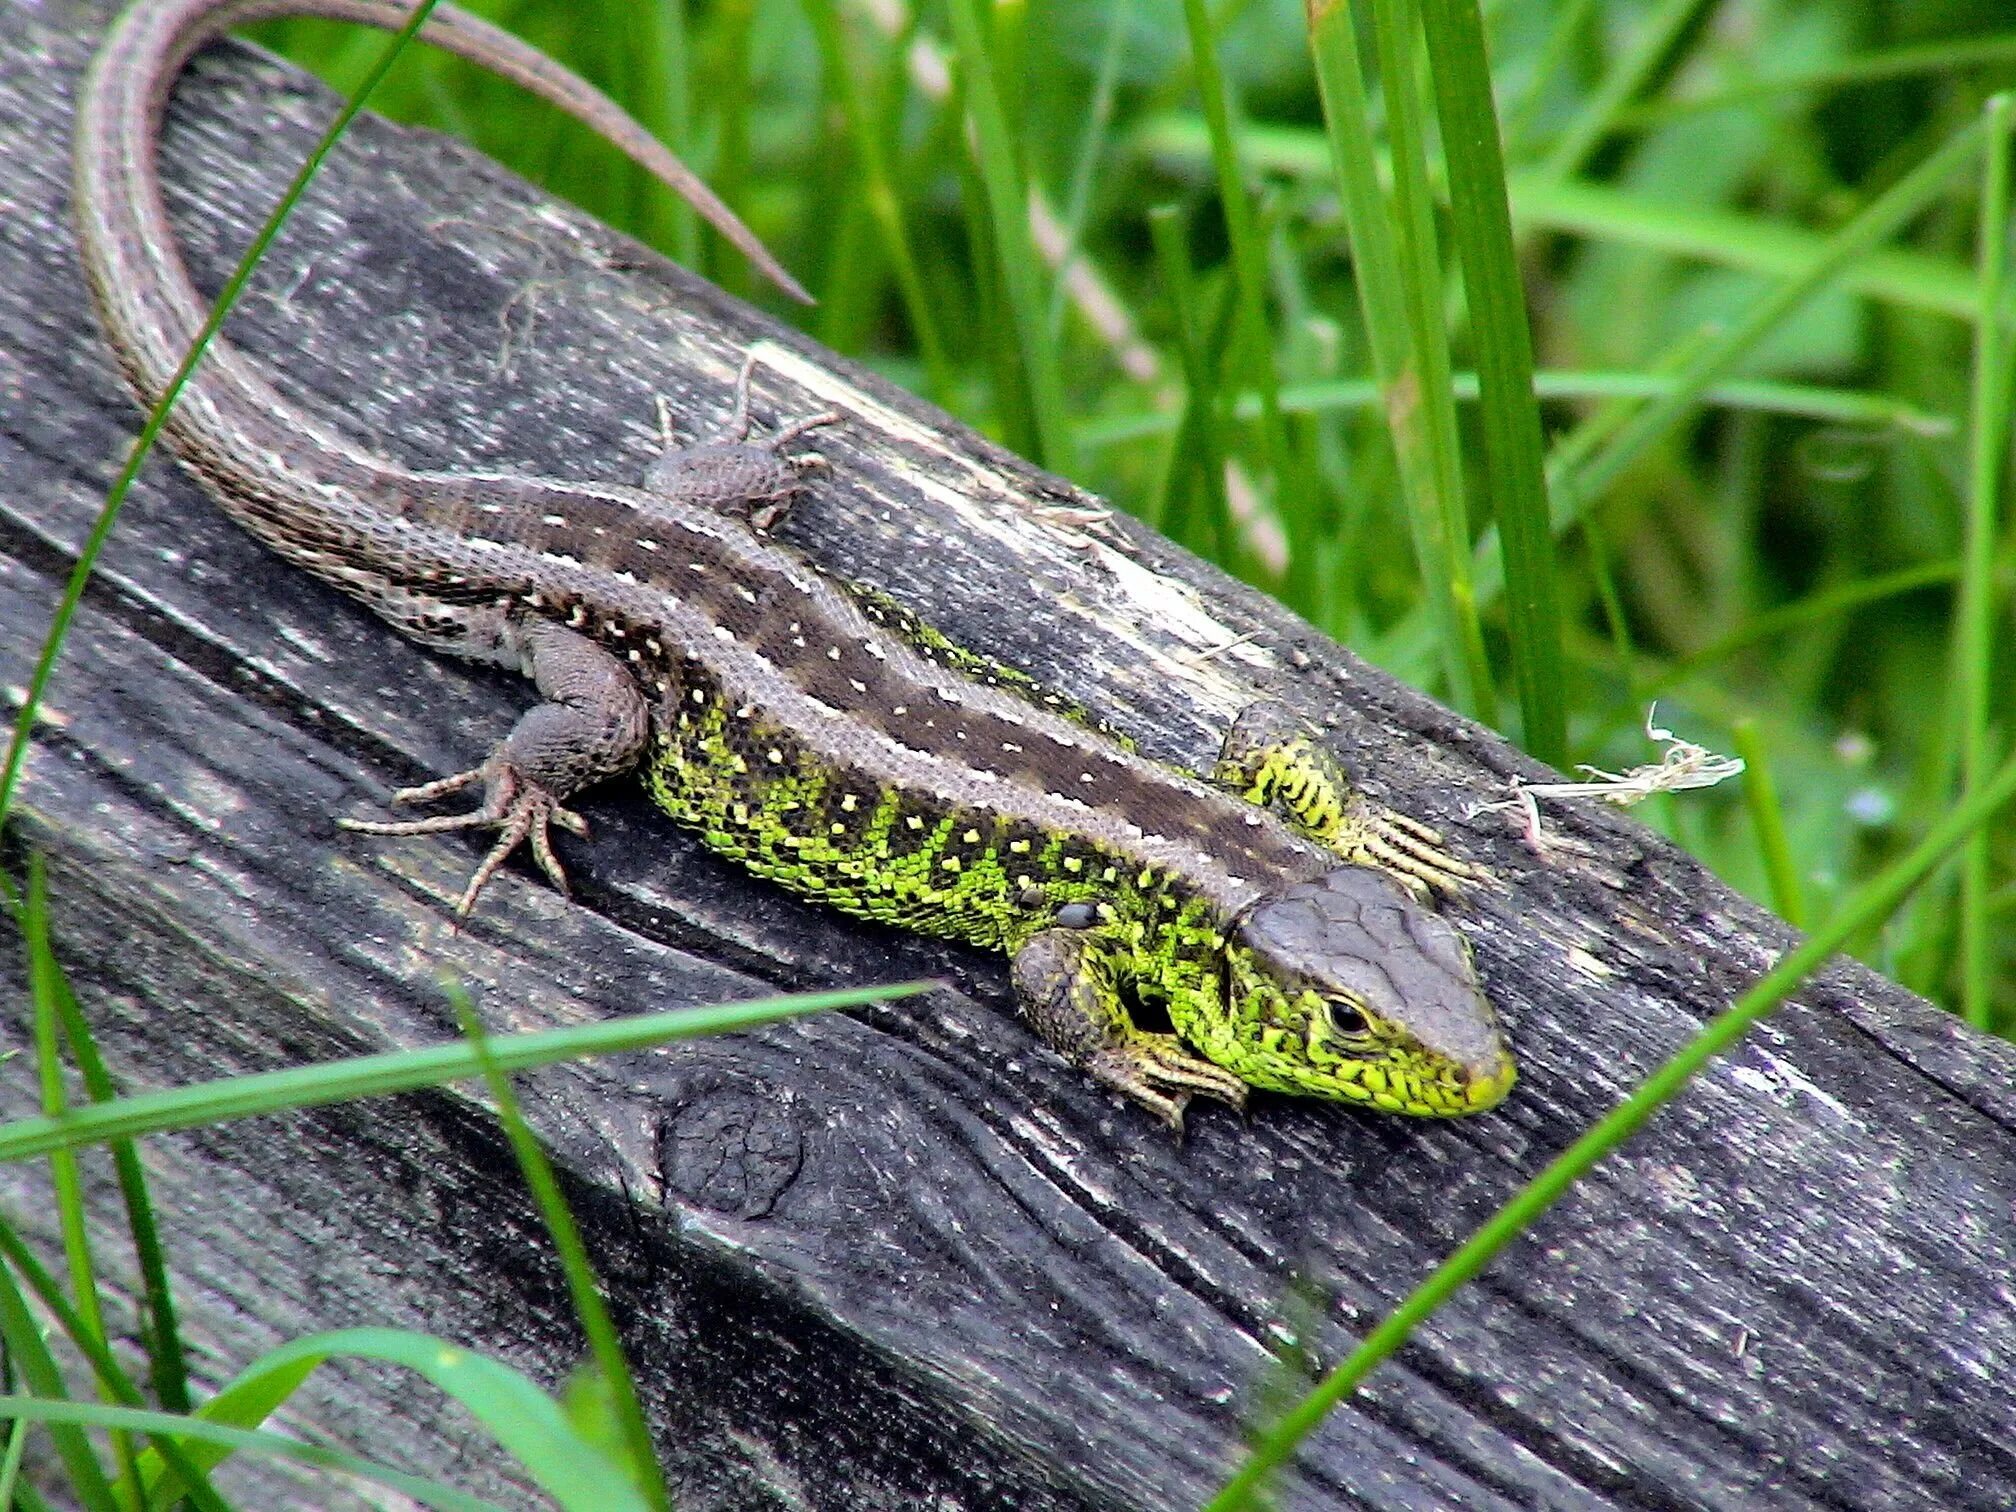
256 0 2016 1032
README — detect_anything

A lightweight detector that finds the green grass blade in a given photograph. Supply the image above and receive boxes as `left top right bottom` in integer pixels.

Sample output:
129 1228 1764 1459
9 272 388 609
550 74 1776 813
0 1226 230 1512
1147 205 1235 560
47 976 191 1414
1611 32 2016 134
0 1417 27 1509
1502 0 1601 152
801 0 952 398
23 863 107 1364
630 0 696 268
0 0 440 833
1130 117 1983 322
1634 561 1961 707
699 0 754 301
450 989 668 1512
1730 719 1806 929
945 78 1039 448
0 1255 118 1512
4 1395 505 1512
1414 0 1565 761
1209 738 2016 1511
942 0 1075 473
1307 0 1487 717
1539 319 1722 518
875 15 960 396
1538 0 1710 180
1536 371 1948 434
1578 512 1636 719
1045 0 1133 346
1954 94 2015 1032
20 863 153 1504
1078 370 1954 447
0 895 195 1427
1180 0 1289 507
1506 172 1980 322
140 1326 648 1512
1569 120 1989 509
7 1474 56 1512
0 981 931 1164
1365 0 1496 720
1373 113 1989 673
804 26 881 355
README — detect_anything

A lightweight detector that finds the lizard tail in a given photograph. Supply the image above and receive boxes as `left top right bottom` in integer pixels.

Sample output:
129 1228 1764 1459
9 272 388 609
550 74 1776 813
80 0 811 307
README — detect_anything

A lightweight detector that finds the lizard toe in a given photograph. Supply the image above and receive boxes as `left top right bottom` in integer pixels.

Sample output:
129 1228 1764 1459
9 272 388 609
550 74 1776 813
341 760 585 916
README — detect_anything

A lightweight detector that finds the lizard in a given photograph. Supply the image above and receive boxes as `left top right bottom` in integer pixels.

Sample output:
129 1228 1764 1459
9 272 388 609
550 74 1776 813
71 0 1515 1129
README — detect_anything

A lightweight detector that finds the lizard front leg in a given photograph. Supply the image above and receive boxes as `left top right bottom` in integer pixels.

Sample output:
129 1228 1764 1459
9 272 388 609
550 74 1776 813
341 621 649 914
1211 699 1489 897
643 354 839 530
1010 927 1247 1131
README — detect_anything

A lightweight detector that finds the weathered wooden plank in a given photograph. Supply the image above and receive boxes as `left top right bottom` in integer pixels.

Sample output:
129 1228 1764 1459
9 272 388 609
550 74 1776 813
4 5 2014 1508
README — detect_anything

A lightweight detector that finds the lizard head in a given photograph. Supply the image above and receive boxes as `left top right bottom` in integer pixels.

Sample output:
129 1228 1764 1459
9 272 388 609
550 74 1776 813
1212 866 1513 1115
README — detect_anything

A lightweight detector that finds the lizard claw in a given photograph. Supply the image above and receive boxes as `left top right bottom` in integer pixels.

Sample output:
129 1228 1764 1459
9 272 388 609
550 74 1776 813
340 761 588 916
1349 799 1496 898
1086 1034 1249 1135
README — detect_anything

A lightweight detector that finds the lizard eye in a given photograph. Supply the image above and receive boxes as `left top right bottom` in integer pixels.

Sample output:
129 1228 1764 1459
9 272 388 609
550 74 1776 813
1323 997 1371 1040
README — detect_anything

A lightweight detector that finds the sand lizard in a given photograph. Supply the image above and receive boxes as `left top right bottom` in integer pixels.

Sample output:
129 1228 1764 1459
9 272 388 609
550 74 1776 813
72 0 1513 1128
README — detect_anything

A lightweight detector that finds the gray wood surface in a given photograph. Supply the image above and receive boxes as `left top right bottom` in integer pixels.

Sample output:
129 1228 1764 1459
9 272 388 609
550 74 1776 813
5 5 2015 1507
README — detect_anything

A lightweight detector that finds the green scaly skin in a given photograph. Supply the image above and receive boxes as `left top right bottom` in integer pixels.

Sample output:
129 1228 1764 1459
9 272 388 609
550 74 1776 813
642 666 1510 1123
634 405 1514 1127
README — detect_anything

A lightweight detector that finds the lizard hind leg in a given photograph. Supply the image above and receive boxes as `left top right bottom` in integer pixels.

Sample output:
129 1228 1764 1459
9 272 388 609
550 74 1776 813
1212 699 1490 897
1010 927 1248 1131
643 354 841 531
339 622 650 916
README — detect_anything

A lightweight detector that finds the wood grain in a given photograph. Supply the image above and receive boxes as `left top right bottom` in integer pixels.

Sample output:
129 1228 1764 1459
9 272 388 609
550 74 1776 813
4 6 2014 1507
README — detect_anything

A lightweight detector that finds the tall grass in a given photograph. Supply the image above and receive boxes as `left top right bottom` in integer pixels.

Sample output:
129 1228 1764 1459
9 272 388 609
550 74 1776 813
7 0 2015 1504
